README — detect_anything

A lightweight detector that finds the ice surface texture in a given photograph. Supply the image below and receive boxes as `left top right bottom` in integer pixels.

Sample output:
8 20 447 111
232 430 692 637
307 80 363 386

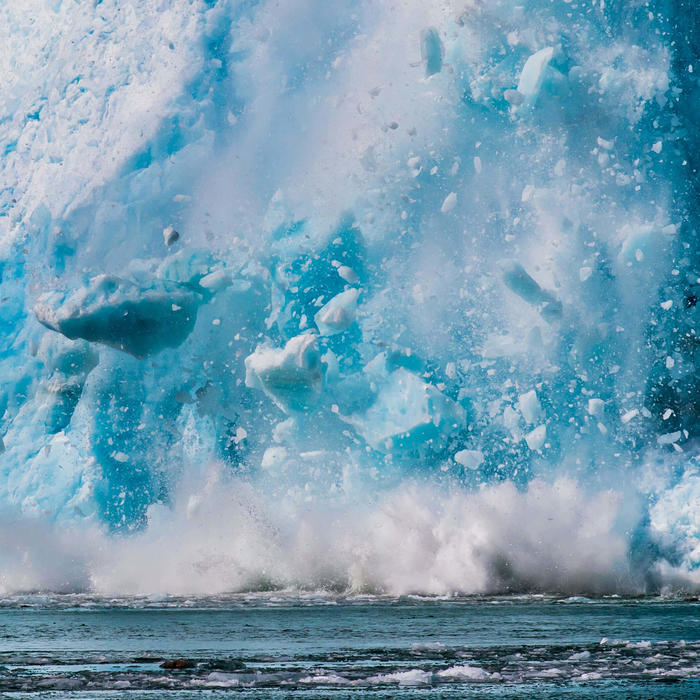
0 0 697 594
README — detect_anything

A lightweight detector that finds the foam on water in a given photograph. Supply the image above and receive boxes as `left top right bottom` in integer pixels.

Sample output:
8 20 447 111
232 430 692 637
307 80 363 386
0 0 698 595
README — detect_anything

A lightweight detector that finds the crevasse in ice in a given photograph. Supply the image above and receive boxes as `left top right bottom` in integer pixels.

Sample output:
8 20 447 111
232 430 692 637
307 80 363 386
0 0 697 594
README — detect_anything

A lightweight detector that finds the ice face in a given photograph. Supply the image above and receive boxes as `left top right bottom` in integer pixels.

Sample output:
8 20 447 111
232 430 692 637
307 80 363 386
0 0 697 593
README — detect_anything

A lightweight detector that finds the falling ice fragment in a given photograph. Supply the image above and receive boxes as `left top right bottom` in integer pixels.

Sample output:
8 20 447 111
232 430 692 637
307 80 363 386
314 288 360 336
441 192 457 213
454 449 484 469
517 46 555 105
525 424 546 451
245 333 324 413
163 225 180 245
34 275 203 358
420 27 443 77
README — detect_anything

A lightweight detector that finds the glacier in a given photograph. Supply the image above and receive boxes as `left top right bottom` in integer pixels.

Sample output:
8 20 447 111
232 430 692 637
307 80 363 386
0 0 697 595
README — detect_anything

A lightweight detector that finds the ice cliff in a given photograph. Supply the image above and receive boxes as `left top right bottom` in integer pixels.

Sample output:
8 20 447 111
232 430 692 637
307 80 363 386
0 0 697 594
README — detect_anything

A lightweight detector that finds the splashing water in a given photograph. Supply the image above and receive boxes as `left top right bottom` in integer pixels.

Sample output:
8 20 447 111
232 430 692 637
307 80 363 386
0 0 697 596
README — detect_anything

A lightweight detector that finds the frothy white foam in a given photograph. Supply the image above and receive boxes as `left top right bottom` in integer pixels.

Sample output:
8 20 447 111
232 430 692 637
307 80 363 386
4 468 692 597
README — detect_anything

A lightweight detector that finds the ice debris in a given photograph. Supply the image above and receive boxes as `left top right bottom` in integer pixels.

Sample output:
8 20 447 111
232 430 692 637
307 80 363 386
34 275 203 358
245 333 324 413
525 424 547 451
340 356 465 453
518 390 542 424
163 225 180 246
314 288 360 336
454 449 484 470
337 265 359 284
420 27 443 77
517 46 555 105
587 399 605 418
500 261 562 320
441 192 457 213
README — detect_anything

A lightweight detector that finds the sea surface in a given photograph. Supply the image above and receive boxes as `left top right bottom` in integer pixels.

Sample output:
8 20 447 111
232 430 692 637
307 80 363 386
0 595 697 698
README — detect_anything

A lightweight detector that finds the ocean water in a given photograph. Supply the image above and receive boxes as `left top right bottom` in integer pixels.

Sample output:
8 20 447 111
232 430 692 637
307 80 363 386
0 596 698 698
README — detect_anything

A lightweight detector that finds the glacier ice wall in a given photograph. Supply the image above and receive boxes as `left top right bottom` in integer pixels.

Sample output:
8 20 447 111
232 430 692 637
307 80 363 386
0 0 697 595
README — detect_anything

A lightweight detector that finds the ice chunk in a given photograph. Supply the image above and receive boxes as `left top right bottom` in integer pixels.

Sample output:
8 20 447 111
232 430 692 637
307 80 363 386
261 446 288 470
517 46 555 103
199 269 232 292
454 449 484 469
657 431 681 446
500 261 562 319
521 184 536 202
245 333 324 413
503 405 522 439
337 265 358 284
441 192 457 213
587 398 605 418
621 409 639 424
438 665 491 680
34 275 203 358
342 364 465 453
163 225 180 246
518 390 542 424
314 288 360 335
420 27 443 77
157 249 218 288
503 88 524 106
525 424 546 451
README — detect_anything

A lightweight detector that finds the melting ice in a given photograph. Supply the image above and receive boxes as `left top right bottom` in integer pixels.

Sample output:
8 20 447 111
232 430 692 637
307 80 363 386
0 0 697 595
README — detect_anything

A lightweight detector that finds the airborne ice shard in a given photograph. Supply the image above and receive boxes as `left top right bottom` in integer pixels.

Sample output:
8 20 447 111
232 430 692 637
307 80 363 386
0 0 697 594
35 275 203 358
